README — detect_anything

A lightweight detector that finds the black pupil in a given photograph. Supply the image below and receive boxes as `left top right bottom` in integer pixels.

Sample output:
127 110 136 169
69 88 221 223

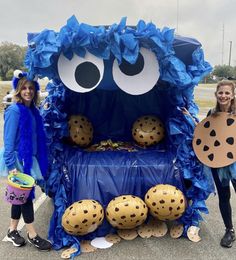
119 53 144 76
74 62 100 89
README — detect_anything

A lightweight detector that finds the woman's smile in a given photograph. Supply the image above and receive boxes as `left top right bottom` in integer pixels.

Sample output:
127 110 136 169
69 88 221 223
20 82 35 106
215 85 234 109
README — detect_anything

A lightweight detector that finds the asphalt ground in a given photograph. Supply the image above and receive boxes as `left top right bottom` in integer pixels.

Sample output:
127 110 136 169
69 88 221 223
1 85 236 259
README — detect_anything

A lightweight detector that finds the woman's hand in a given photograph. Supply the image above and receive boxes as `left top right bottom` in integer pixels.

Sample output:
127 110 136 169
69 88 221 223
181 107 191 116
181 107 198 126
9 168 19 175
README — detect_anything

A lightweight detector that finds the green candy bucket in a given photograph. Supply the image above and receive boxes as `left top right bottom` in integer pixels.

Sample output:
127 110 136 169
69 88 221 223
5 173 35 205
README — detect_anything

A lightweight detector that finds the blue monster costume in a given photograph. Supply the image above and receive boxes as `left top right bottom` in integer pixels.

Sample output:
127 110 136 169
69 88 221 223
25 15 214 253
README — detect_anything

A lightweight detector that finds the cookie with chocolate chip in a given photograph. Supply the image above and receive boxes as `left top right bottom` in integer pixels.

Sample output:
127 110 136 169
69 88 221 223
193 112 236 168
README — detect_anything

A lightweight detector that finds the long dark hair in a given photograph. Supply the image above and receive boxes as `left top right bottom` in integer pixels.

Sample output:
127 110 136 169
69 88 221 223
212 80 236 114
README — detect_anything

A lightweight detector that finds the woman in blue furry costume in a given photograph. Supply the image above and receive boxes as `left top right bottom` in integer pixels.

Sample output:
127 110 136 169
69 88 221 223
0 70 51 251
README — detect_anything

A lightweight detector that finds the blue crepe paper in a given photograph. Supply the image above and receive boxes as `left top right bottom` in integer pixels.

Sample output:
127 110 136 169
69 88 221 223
25 15 214 252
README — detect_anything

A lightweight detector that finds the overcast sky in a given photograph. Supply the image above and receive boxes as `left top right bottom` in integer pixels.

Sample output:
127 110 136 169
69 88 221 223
0 0 235 66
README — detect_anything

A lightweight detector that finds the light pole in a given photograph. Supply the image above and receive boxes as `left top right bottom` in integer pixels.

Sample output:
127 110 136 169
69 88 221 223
228 41 232 66
221 23 224 65
176 0 179 33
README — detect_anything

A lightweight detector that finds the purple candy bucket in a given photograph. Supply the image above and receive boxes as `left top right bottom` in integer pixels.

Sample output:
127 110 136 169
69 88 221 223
5 173 35 205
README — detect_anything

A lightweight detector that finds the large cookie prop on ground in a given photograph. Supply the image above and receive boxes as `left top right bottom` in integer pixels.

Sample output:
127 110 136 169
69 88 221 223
193 112 236 168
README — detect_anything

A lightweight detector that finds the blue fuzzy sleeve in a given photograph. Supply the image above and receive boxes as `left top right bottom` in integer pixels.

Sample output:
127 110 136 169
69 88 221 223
3 104 20 171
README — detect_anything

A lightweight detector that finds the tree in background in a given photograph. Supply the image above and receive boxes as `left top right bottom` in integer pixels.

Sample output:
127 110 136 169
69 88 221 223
213 65 235 80
233 66 236 78
0 42 27 80
202 65 236 83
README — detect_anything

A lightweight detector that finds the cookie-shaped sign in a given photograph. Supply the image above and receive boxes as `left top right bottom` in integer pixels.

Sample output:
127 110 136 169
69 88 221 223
193 112 236 168
132 115 165 147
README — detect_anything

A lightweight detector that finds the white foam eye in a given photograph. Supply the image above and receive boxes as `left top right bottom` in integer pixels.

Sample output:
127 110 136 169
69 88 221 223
112 48 160 95
57 52 104 93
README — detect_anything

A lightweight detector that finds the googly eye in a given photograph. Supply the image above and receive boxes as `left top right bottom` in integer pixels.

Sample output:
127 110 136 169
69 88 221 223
58 52 104 93
112 48 160 95
13 69 23 78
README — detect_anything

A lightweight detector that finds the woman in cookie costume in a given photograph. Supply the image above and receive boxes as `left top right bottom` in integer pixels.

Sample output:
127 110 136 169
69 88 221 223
208 80 236 248
0 70 52 251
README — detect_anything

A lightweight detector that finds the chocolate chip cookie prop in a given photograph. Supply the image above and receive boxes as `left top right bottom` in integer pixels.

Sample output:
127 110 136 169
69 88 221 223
80 240 97 253
105 234 121 244
117 229 138 240
148 217 168 238
137 223 153 238
187 226 201 242
68 115 93 147
106 195 148 229
132 115 165 147
193 112 236 168
169 223 184 239
62 200 104 236
145 184 186 221
61 247 79 259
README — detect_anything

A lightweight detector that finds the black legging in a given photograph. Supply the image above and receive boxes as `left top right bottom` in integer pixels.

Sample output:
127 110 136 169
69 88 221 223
11 199 34 224
212 168 236 229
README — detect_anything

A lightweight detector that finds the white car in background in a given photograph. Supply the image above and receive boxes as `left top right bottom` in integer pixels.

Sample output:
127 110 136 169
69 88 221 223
2 90 14 108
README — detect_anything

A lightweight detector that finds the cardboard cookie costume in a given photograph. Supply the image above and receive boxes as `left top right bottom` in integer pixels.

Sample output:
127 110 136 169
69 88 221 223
24 16 214 254
193 112 236 168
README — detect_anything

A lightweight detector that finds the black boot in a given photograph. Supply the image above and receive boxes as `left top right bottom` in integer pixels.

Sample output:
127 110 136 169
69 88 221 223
220 229 236 248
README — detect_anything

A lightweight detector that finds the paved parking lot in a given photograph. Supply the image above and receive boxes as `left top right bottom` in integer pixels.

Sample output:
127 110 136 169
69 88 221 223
1 180 236 260
1 86 236 259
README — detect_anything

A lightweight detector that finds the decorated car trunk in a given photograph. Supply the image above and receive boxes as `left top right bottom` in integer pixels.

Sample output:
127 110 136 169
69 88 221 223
25 15 214 251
